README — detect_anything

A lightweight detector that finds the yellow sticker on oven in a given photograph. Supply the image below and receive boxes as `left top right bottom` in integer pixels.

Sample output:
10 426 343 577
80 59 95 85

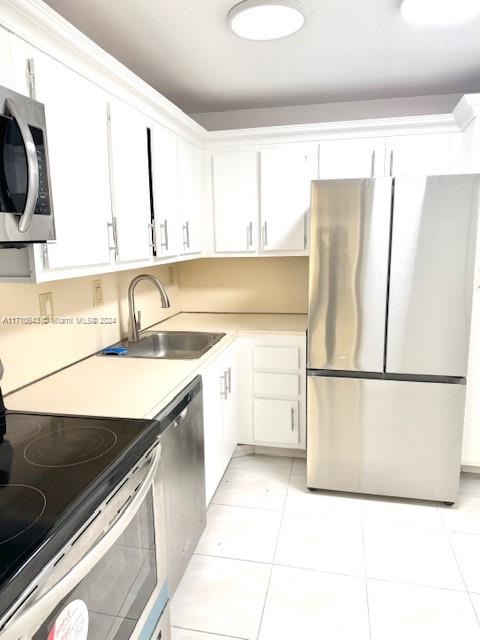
47 599 89 640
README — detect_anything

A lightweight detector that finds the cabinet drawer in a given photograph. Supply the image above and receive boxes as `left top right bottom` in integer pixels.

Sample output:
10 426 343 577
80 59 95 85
253 398 299 445
254 372 299 397
253 346 299 371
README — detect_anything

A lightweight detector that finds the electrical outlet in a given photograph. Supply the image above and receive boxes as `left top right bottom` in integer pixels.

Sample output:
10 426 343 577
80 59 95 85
39 292 54 319
92 279 104 306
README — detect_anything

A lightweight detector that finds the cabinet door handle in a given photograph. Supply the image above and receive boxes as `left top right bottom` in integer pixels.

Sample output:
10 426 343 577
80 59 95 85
220 374 228 399
226 367 232 394
291 407 295 432
247 221 253 248
159 219 169 250
107 221 117 256
183 221 190 249
108 217 119 259
148 222 156 254
389 150 394 176
371 150 376 177
262 221 268 247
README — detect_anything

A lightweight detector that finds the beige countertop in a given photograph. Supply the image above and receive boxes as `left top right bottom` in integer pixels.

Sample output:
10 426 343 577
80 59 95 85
6 313 307 420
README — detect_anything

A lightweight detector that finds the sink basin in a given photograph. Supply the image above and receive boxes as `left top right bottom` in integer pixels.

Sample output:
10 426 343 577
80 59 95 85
104 331 226 360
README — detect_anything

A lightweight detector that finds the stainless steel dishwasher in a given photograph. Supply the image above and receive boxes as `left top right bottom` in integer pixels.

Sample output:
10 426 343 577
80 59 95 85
156 376 205 595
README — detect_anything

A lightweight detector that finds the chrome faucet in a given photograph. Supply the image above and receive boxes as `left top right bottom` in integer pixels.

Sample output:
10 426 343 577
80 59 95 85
127 274 170 343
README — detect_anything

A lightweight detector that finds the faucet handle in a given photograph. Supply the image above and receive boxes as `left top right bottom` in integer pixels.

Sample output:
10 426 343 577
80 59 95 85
135 310 141 332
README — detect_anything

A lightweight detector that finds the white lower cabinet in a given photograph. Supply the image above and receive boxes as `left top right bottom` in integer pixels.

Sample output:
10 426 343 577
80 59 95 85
253 398 300 446
237 334 307 450
201 343 238 505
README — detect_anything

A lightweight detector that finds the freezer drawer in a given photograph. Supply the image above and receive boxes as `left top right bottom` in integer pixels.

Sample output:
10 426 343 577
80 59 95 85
308 178 392 372
307 375 465 502
387 174 480 377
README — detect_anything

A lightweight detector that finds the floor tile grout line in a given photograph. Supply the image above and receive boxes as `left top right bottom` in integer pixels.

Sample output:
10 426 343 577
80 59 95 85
171 624 248 639
189 549 480 595
254 456 294 640
360 500 373 640
444 528 480 629
210 500 283 513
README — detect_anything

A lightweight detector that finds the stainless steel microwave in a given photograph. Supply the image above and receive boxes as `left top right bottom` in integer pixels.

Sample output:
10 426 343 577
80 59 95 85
0 85 55 244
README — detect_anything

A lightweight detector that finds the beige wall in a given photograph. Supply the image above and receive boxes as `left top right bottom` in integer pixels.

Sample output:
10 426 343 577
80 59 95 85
0 256 307 394
0 264 181 394
178 257 308 314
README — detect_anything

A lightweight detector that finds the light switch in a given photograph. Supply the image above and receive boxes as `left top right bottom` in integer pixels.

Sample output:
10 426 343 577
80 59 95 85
39 292 54 319
92 279 104 306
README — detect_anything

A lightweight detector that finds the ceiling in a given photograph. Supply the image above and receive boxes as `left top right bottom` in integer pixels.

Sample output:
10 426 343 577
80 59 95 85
43 0 480 115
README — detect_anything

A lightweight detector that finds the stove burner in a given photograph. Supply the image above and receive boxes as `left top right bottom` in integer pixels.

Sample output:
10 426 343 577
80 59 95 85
1 416 41 445
24 426 118 468
0 484 46 544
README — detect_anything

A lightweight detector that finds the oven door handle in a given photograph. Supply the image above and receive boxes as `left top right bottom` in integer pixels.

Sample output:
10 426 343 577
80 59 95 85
1 443 162 640
5 97 39 233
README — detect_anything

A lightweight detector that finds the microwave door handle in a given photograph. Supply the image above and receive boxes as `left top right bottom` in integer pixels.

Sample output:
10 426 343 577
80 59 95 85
5 97 39 233
1 443 162 640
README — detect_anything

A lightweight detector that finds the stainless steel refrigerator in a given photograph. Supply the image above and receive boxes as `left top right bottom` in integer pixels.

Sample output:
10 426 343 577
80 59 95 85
307 174 480 503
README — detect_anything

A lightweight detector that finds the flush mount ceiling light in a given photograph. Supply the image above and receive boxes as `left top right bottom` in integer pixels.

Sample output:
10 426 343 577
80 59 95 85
401 0 480 25
228 0 306 40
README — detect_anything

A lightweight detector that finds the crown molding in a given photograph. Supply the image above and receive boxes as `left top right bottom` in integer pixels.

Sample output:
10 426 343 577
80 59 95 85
0 1 478 150
206 113 458 148
0 0 207 145
453 94 480 131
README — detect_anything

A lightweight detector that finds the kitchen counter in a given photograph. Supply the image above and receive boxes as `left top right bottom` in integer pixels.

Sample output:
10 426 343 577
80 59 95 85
6 313 307 420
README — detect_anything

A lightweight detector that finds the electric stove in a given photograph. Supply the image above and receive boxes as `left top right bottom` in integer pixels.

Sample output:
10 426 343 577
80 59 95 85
0 410 168 622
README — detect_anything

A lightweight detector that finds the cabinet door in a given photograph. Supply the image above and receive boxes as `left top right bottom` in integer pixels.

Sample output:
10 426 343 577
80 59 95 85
178 140 205 255
10 40 112 270
150 124 180 258
202 358 227 505
319 138 385 178
222 348 238 461
260 146 317 251
213 151 258 252
0 27 13 87
108 100 152 263
253 398 299 445
386 134 451 176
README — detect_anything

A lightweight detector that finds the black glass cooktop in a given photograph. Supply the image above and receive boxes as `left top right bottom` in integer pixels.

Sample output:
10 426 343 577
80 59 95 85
0 410 164 621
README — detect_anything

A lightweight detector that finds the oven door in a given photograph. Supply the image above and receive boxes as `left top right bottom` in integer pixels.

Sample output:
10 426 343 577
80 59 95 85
1 443 170 640
0 85 55 243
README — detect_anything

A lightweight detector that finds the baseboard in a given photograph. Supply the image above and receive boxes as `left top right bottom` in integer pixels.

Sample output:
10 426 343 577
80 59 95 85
461 464 480 474
254 445 306 458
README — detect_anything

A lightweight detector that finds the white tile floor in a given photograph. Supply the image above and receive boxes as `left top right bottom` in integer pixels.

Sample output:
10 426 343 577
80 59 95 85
171 455 480 640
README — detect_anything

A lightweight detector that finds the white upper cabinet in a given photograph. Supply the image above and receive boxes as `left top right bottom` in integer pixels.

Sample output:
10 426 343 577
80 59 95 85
108 99 152 263
178 140 205 255
10 39 112 270
0 27 13 87
319 138 386 178
150 124 180 259
212 150 258 253
260 146 317 252
385 134 452 176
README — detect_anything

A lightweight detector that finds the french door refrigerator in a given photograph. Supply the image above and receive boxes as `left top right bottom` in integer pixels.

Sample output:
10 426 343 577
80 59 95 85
307 174 480 503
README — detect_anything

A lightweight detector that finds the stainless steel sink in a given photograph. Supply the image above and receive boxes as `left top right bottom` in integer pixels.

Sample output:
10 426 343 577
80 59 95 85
103 331 226 360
